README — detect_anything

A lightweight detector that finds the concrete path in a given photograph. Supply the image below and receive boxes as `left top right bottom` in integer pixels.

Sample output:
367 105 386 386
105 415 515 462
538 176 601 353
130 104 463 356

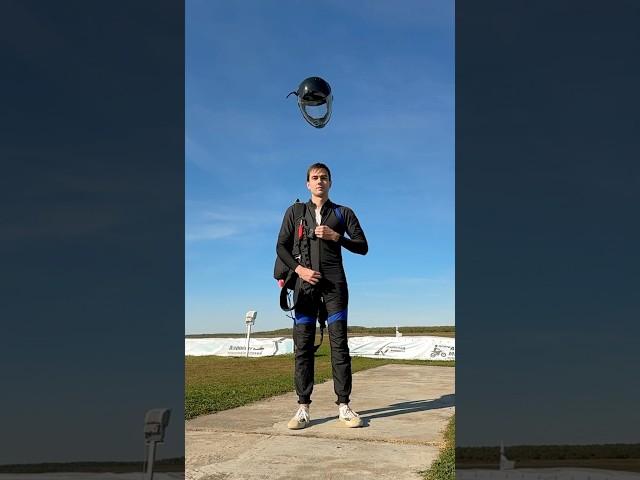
186 364 455 480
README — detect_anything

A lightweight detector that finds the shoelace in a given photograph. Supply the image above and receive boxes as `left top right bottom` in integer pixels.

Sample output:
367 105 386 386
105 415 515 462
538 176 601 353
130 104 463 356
296 407 310 422
339 405 359 420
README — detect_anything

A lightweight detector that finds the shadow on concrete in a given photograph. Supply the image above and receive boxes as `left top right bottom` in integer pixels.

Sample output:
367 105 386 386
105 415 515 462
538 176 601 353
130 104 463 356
309 394 455 427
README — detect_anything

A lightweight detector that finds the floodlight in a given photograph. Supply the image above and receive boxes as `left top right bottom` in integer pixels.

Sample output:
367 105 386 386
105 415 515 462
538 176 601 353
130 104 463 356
245 310 257 325
143 408 171 480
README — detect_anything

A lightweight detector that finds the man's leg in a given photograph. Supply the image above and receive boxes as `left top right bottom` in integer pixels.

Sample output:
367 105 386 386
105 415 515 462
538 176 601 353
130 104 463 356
327 311 352 405
293 295 318 406
328 315 362 427
324 284 361 427
324 282 352 404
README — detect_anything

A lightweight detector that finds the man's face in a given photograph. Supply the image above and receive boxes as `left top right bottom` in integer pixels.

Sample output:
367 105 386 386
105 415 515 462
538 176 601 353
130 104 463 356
307 168 331 197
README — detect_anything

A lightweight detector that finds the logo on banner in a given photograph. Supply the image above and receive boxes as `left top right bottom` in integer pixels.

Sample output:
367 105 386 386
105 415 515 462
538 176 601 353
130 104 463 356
228 345 266 356
430 344 455 359
373 345 406 356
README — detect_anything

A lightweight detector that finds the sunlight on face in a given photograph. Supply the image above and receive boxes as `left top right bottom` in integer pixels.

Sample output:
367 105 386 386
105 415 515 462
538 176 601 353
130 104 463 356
307 168 331 197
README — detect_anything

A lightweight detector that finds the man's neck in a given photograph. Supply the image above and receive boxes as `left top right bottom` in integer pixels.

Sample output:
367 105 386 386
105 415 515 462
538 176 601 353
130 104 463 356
311 195 329 210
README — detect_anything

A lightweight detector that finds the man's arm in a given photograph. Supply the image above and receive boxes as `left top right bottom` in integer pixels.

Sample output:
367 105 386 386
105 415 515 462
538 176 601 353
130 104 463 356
338 207 368 255
314 207 368 255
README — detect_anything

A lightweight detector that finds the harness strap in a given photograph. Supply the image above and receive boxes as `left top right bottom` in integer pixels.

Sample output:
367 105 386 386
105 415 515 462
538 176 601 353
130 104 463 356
314 322 325 353
333 205 344 227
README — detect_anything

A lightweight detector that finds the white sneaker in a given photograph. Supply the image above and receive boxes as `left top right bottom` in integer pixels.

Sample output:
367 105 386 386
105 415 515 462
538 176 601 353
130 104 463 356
287 405 310 430
338 404 363 428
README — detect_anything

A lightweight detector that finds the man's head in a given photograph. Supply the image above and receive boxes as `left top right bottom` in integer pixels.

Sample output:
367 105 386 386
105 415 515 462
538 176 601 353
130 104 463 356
306 163 332 199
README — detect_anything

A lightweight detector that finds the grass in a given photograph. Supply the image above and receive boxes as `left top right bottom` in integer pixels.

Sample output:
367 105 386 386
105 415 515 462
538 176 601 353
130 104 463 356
420 415 455 480
185 334 454 419
0 459 184 473
457 443 640 472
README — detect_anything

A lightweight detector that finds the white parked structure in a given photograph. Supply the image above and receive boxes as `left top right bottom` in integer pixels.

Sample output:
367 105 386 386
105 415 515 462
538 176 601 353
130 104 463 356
185 337 294 357
348 336 455 361
499 441 515 470
457 469 640 479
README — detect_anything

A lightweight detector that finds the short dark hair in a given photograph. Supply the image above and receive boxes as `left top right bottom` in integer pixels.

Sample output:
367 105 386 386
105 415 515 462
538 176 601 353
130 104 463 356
306 162 331 181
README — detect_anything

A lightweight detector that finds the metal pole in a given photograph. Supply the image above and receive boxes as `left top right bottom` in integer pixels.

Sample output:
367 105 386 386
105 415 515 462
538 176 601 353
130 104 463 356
245 323 252 358
145 441 156 480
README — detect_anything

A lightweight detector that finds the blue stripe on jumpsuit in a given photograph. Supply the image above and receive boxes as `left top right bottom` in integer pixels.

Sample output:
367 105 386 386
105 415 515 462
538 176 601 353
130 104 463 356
327 308 348 324
295 308 348 325
294 312 316 325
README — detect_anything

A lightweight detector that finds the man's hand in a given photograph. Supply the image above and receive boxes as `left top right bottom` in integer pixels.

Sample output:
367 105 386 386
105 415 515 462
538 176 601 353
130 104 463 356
295 265 322 285
315 225 340 241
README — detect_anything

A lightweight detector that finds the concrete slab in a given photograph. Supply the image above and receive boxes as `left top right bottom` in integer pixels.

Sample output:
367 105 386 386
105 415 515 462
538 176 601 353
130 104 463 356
186 364 455 480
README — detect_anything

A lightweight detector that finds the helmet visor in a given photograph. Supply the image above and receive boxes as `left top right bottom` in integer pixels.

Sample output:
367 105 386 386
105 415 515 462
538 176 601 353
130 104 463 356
299 94 332 128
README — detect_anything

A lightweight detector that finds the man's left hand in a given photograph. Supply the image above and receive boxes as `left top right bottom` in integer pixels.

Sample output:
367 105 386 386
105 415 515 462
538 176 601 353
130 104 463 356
315 225 340 242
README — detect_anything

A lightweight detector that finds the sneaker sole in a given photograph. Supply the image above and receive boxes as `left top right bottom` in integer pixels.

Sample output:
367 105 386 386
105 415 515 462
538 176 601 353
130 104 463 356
337 418 363 428
287 421 310 430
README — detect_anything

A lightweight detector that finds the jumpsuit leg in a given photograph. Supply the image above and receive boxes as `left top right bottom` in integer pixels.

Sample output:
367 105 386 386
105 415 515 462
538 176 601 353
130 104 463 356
293 292 318 405
328 315 352 405
324 280 351 405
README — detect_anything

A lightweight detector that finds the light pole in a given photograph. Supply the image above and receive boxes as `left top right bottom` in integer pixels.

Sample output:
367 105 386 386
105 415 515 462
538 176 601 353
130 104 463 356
245 310 257 358
143 408 170 480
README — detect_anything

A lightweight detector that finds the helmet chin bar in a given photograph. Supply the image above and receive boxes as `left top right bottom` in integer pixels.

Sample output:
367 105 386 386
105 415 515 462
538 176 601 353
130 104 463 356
298 95 332 128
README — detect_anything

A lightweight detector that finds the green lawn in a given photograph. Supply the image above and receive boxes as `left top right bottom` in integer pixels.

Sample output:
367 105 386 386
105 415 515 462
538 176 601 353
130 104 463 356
457 443 640 472
421 415 455 480
186 336 454 419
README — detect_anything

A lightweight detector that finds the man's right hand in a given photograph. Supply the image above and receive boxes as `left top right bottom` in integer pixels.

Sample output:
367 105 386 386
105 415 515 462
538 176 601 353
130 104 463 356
295 265 322 285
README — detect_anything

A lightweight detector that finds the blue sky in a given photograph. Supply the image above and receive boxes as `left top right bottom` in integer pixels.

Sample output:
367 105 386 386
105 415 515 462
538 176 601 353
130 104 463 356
186 0 454 334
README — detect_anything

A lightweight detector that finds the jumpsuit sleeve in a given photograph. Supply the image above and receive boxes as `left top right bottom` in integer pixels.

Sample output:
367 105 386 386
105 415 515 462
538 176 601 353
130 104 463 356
338 207 368 255
276 205 301 271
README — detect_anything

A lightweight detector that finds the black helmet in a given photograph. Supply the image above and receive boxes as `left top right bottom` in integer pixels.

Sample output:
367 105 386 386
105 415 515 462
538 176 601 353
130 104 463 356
287 76 333 128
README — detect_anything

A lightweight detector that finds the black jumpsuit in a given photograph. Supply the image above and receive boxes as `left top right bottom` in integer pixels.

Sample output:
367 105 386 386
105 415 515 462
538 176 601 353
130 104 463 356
276 199 368 405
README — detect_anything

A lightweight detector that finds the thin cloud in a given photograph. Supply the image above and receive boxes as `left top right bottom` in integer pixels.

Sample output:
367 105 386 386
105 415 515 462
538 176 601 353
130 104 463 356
350 276 452 288
186 204 283 243
186 225 238 242
202 209 281 224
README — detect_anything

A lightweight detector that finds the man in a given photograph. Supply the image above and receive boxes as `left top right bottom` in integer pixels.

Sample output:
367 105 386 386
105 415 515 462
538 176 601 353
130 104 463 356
276 163 368 429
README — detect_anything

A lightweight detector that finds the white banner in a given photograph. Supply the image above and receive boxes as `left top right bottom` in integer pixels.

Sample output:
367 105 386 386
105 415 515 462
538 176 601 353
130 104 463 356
348 336 455 361
0 475 183 480
185 337 294 357
457 469 640 480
